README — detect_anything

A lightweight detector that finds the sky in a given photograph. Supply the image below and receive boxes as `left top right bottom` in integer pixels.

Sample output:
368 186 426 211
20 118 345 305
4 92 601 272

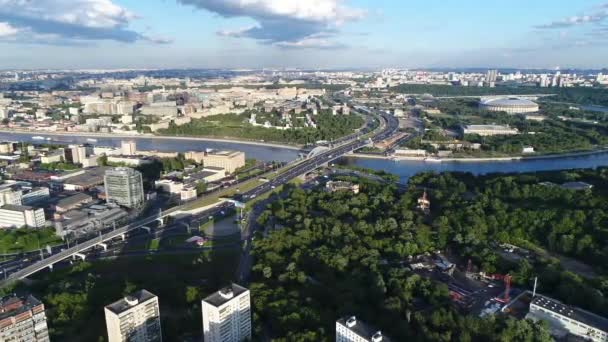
0 0 607 70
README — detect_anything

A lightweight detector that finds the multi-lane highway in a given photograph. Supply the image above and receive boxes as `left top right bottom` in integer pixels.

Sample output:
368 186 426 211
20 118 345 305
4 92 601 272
0 102 400 288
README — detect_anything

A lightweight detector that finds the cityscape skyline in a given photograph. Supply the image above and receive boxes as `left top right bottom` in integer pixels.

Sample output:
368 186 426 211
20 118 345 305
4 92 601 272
1 0 608 70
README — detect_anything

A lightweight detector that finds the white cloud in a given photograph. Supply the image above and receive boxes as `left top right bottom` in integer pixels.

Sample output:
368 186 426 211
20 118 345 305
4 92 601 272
177 0 366 48
0 22 19 37
536 6 608 29
0 0 170 44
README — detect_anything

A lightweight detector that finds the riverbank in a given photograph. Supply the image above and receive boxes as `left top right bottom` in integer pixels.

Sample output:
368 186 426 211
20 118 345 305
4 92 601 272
349 148 608 163
0 129 304 151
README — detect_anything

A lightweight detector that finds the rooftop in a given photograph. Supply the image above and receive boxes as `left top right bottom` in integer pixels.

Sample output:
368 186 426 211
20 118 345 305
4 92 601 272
105 289 157 315
203 284 248 308
481 97 538 107
532 295 608 332
0 204 35 212
337 316 391 342
56 193 93 208
0 294 43 321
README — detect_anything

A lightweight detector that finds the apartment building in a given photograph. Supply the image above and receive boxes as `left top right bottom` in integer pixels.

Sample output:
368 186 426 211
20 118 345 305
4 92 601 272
0 294 50 342
336 316 389 342
104 290 162 342
202 284 251 342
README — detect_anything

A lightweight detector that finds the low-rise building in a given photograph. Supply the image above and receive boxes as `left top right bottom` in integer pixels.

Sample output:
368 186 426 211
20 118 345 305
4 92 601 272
326 181 360 194
461 124 519 136
185 150 245 174
0 204 46 228
527 295 608 342
54 193 94 213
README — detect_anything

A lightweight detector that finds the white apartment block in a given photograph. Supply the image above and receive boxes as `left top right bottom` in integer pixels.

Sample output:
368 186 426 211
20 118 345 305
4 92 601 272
527 295 608 342
336 316 389 342
0 294 50 342
104 290 162 342
0 205 46 228
462 124 519 136
202 284 251 342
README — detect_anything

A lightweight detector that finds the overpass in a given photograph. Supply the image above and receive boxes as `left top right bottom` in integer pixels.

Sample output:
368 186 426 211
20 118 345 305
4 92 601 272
0 104 399 287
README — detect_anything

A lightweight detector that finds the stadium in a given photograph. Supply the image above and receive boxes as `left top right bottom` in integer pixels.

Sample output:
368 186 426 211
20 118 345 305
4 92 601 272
479 97 539 114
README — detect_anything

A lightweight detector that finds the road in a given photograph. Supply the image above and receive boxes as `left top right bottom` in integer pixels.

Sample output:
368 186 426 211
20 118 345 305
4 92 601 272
0 100 400 288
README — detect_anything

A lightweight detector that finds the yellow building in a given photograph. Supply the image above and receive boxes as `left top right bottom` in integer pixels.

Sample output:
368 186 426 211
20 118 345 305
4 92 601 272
185 150 245 174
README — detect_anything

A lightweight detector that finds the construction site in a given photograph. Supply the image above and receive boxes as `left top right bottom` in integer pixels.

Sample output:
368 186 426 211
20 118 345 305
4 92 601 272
407 252 520 317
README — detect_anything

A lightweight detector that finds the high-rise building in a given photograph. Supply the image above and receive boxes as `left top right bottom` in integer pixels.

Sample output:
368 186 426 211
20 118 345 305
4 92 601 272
202 284 251 342
121 140 137 156
104 289 162 342
64 145 88 164
104 167 144 208
486 69 498 84
0 293 50 342
336 316 389 342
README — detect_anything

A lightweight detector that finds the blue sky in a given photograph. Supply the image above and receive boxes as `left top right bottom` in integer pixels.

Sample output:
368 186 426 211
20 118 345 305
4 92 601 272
0 0 607 69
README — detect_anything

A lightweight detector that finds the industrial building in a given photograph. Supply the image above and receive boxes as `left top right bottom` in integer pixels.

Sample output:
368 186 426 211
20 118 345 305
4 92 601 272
0 294 50 342
202 284 251 342
104 290 162 342
527 295 608 342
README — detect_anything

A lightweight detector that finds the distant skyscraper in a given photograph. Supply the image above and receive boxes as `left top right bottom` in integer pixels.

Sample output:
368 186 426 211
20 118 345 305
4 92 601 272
104 167 144 208
202 284 251 342
104 289 162 342
486 69 498 84
121 140 137 156
0 293 50 342
336 316 389 342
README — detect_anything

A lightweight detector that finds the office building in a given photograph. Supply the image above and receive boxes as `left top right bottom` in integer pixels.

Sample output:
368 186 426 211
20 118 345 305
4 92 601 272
527 295 608 342
104 168 144 208
486 69 498 83
0 294 50 342
64 145 88 164
202 284 251 342
336 316 390 342
186 150 245 174
104 290 162 342
0 205 46 228
121 140 137 156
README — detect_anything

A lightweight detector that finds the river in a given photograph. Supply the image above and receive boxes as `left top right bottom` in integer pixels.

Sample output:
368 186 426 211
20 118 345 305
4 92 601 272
338 153 608 182
2 131 608 179
0 132 301 163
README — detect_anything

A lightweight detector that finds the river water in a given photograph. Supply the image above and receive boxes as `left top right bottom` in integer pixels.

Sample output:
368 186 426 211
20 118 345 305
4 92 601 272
0 132 301 163
2 132 608 180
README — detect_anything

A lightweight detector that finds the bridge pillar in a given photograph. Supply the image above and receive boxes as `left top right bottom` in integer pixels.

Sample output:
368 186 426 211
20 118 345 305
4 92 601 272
181 222 191 234
97 242 108 252
48 264 54 271
141 226 152 234
156 217 164 226
120 233 126 241
74 253 86 261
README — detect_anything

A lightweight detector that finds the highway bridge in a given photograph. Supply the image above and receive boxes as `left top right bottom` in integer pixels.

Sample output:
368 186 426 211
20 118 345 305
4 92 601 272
0 103 399 287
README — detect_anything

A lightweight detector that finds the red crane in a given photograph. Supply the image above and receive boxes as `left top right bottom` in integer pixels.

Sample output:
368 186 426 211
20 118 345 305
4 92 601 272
489 274 512 303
